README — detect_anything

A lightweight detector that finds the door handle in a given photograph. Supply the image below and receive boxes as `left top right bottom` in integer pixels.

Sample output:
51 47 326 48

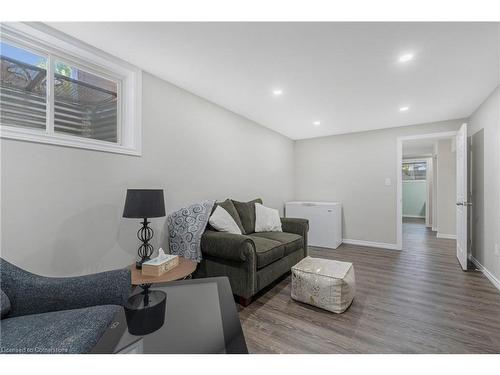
456 202 463 206
463 202 472 206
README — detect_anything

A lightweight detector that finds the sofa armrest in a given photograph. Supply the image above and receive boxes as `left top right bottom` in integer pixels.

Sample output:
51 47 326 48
201 230 256 263
281 218 309 254
0 258 131 318
281 217 309 236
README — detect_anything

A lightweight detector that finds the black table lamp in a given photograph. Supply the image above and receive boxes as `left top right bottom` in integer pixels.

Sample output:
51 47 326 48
123 189 166 269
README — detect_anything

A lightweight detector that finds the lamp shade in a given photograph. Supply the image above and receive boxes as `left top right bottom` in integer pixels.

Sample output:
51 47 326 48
123 189 166 218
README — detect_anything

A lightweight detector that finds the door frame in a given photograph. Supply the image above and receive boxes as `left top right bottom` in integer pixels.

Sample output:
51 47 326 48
396 131 458 250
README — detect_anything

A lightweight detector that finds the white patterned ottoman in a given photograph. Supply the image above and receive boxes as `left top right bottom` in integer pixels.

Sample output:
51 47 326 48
291 256 355 313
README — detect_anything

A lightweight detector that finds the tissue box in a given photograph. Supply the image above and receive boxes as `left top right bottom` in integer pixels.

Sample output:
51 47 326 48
142 254 179 277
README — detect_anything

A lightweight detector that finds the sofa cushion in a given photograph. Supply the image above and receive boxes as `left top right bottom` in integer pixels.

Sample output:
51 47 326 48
251 232 303 256
255 203 282 233
1 288 11 319
209 206 242 234
248 235 284 269
210 199 245 233
0 304 120 354
232 198 263 234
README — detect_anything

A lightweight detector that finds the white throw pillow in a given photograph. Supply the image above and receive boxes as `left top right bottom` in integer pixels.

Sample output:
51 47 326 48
209 206 242 234
254 203 282 232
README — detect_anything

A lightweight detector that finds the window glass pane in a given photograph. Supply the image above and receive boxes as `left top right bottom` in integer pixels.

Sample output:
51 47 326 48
0 42 47 130
413 162 427 180
54 62 118 143
403 162 427 180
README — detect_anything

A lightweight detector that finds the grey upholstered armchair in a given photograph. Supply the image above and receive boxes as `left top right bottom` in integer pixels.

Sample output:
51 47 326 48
0 258 130 354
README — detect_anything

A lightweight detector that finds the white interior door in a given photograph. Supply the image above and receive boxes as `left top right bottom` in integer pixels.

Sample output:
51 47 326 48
456 123 469 270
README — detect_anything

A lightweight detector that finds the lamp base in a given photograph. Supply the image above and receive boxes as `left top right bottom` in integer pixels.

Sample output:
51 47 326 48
124 289 166 335
136 217 154 269
135 256 151 270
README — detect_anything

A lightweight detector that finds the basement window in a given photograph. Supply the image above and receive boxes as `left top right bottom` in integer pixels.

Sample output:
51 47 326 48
402 161 427 181
0 23 142 155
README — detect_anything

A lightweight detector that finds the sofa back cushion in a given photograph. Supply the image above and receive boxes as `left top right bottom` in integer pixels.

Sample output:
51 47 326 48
232 198 263 234
1 288 11 319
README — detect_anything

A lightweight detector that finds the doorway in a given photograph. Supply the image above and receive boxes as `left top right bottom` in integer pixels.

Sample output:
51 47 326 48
402 158 430 225
396 131 458 251
469 129 484 268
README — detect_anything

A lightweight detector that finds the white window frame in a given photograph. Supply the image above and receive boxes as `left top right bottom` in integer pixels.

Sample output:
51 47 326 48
0 22 142 156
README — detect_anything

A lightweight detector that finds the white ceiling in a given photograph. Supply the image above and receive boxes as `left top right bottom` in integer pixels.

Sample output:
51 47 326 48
49 22 500 140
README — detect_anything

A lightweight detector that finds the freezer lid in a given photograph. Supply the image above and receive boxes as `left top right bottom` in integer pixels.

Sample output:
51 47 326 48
285 201 341 206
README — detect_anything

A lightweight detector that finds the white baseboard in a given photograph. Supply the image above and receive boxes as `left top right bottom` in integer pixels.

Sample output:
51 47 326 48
436 233 456 239
470 256 500 292
342 238 400 251
403 215 425 218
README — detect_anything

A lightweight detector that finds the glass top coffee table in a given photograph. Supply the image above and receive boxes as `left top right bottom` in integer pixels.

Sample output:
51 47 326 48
91 277 248 354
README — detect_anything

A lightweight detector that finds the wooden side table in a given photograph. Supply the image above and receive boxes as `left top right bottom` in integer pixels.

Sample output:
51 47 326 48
130 257 197 286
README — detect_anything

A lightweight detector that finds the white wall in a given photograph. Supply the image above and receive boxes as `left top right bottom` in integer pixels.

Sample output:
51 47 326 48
0 72 294 276
436 139 456 237
468 85 500 283
294 119 463 246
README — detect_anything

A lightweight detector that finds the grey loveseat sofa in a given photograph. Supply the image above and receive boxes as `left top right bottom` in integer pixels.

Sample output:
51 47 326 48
194 198 309 306
0 258 130 354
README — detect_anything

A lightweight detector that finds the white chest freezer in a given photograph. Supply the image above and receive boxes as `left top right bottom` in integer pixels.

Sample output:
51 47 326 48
285 201 342 249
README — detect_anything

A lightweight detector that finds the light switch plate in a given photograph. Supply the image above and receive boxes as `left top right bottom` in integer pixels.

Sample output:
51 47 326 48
385 178 392 186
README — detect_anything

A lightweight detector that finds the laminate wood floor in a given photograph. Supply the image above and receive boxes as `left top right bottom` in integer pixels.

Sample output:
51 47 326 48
238 218 500 353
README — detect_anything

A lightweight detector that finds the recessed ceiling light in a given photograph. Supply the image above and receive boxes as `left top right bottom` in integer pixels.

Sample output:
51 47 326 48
272 89 283 96
313 121 321 126
399 106 409 112
398 53 414 63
